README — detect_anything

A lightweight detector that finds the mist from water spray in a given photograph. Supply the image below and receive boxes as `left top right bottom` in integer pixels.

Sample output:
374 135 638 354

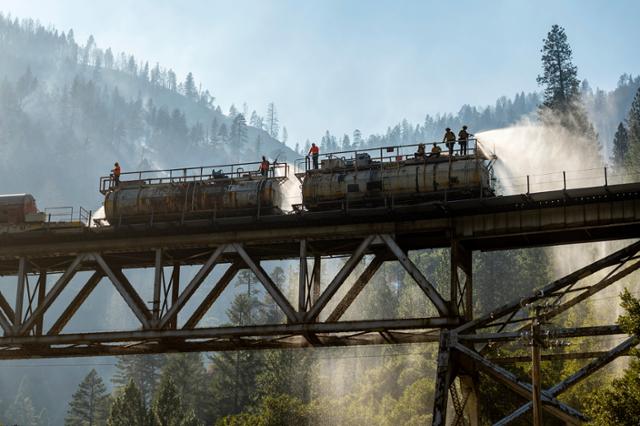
477 121 635 327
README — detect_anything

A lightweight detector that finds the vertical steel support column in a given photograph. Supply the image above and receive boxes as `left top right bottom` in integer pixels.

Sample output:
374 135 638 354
451 240 473 320
153 249 162 323
459 375 480 426
451 240 478 425
35 271 47 336
170 263 180 329
532 314 543 426
14 257 27 332
433 330 453 426
312 254 321 305
298 239 307 313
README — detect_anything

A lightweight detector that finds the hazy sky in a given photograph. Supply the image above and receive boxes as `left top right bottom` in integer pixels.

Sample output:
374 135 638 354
2 0 639 146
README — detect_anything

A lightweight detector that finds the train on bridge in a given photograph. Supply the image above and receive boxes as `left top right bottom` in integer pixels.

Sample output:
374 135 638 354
0 139 496 231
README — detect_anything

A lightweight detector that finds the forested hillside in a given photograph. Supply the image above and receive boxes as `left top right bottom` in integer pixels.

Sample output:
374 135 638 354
311 75 640 160
2 13 640 426
0 14 295 209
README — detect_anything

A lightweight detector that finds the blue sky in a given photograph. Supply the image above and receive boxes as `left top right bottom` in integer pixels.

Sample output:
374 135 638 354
2 0 639 145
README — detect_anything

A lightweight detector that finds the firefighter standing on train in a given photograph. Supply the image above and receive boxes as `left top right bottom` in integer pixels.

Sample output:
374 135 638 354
308 143 320 169
443 128 456 155
111 162 121 187
259 156 270 177
458 125 473 156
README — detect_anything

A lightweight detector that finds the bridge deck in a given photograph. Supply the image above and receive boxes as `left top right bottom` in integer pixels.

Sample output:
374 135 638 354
1 182 639 274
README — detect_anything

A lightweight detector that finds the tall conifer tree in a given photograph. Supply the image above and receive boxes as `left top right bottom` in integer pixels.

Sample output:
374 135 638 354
611 122 629 169
65 369 109 426
537 25 598 148
627 88 640 170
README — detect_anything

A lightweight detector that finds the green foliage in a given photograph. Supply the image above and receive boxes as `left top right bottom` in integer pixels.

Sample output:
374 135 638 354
584 359 640 426
65 369 109 426
107 380 149 426
537 25 580 111
255 350 313 403
626 88 640 170
5 377 41 426
217 395 309 426
611 122 629 170
618 288 640 337
150 376 203 426
536 24 598 148
160 353 208 420
112 355 165 405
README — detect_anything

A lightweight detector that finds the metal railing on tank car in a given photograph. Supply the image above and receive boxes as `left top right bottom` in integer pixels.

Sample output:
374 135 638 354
296 139 481 173
43 206 93 225
99 161 289 193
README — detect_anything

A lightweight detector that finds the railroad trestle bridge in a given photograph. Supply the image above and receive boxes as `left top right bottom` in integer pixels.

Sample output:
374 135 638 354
2 182 640 425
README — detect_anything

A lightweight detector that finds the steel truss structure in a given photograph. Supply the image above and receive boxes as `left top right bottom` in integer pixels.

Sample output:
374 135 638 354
433 240 640 425
1 183 640 424
0 233 464 358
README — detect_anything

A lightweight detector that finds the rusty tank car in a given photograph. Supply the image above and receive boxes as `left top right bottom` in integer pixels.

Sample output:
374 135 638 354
100 162 289 225
298 139 495 211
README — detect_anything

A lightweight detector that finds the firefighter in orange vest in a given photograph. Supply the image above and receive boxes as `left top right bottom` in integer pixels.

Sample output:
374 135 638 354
308 143 320 169
259 156 270 177
111 162 121 187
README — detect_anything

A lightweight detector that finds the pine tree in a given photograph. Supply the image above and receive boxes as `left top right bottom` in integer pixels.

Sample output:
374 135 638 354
65 369 109 426
536 24 599 149
150 376 202 426
184 72 197 100
230 114 248 148
160 353 208 420
217 123 229 143
228 104 238 119
627 88 640 170
611 122 629 170
6 377 39 426
107 380 148 426
112 355 165 406
204 294 264 421
537 25 580 112
104 48 114 69
266 102 279 139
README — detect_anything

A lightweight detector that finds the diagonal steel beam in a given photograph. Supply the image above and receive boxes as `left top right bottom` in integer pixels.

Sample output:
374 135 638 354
298 239 307 312
14 257 28 330
0 309 12 335
35 271 47 335
327 256 385 322
381 234 450 316
183 261 242 329
18 255 85 335
158 245 226 329
456 240 640 334
94 254 152 329
234 244 300 323
305 236 375 322
453 343 587 425
0 291 15 324
432 331 454 426
495 336 639 425
543 259 640 322
47 272 104 335
153 249 162 321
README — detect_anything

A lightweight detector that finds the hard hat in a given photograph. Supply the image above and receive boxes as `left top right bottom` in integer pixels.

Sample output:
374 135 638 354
463 125 468 129
446 128 451 131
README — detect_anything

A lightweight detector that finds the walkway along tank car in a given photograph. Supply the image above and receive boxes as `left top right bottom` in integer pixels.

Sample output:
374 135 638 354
99 161 290 225
296 139 496 211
